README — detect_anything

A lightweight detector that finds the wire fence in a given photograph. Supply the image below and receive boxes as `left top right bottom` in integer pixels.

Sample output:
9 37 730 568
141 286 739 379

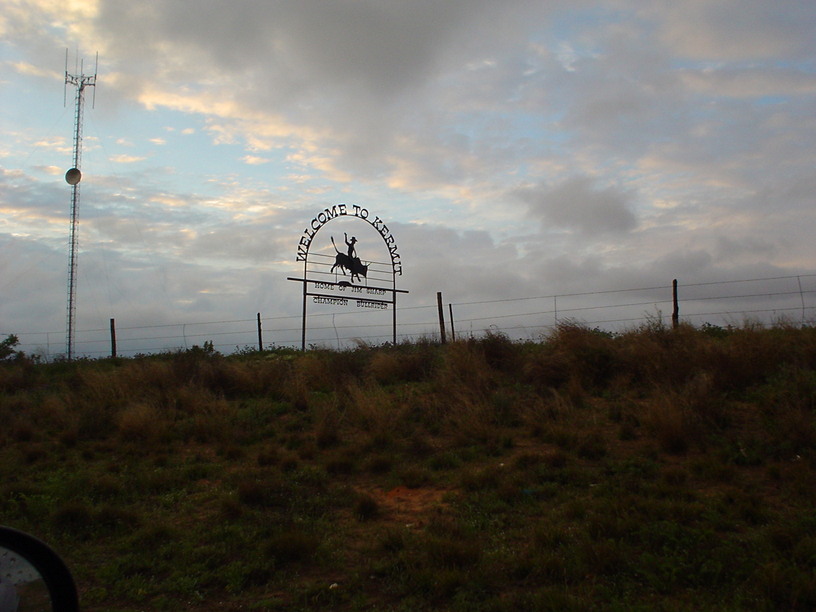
6 274 816 360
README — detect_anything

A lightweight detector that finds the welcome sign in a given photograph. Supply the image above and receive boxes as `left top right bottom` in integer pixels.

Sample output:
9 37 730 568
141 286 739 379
288 204 408 349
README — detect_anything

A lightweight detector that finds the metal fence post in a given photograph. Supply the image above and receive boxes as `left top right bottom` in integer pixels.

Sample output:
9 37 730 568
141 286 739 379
437 291 447 344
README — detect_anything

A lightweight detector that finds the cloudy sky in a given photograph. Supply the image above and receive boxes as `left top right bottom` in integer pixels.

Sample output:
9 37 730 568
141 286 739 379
2 0 815 356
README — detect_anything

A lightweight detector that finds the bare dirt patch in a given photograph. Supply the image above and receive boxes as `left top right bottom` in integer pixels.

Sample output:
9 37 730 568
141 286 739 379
363 485 453 528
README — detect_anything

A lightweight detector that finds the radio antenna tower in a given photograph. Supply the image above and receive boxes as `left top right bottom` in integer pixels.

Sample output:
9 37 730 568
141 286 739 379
63 49 97 360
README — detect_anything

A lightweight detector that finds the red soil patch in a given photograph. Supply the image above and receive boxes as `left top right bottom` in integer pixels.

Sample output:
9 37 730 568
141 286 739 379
365 485 452 527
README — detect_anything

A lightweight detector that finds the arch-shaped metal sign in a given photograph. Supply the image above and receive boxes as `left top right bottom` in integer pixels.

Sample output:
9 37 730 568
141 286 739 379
288 204 407 349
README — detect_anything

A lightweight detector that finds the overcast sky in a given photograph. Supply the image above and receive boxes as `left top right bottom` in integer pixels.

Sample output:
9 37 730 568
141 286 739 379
2 1 816 356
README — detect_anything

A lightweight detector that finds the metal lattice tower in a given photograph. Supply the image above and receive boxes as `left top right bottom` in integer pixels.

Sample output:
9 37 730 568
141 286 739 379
64 50 97 360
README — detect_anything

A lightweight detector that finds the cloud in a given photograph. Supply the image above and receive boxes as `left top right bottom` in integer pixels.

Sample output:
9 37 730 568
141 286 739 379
9 61 56 78
33 138 67 150
650 0 816 61
241 155 270 166
81 0 577 187
38 165 63 176
517 176 639 236
680 68 816 98
110 154 146 164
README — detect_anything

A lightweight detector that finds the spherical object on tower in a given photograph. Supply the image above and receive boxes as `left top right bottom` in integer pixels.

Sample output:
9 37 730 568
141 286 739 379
65 167 82 185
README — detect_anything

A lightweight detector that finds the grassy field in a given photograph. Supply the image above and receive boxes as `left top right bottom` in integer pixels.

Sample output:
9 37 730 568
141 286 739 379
1 321 815 611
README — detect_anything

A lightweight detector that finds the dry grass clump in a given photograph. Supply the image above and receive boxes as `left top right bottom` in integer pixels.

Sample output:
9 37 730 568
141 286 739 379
702 326 788 392
0 358 38 393
2 394 76 443
182 397 235 443
754 367 816 459
168 383 227 415
435 340 495 396
118 359 176 398
70 367 130 409
343 381 405 442
540 321 620 390
642 392 695 455
31 394 75 431
617 322 705 388
117 402 167 442
367 351 406 385
425 340 521 442
285 352 332 408
472 331 520 373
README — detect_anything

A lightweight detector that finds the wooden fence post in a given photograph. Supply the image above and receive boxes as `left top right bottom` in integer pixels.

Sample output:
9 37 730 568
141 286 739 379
672 279 679 329
437 291 447 344
110 318 117 358
257 313 263 351
449 303 456 342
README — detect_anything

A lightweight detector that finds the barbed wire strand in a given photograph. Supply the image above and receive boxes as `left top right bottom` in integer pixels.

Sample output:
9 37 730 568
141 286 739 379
6 274 815 357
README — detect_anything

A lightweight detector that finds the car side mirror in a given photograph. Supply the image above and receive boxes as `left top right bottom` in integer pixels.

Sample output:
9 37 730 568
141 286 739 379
0 527 79 612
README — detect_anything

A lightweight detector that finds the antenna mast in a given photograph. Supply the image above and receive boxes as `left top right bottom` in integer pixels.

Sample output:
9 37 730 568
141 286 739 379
64 50 97 360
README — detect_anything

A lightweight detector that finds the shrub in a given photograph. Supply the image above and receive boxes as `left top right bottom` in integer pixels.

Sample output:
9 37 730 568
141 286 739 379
363 454 394 474
477 330 519 373
264 530 321 565
354 494 380 521
419 531 482 569
76 401 120 441
257 445 280 467
51 501 95 536
236 479 270 507
545 322 620 390
0 334 20 360
400 466 432 489
94 505 141 534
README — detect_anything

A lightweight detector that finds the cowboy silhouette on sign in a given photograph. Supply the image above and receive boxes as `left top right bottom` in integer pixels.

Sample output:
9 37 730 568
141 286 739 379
331 235 368 282
345 233 357 259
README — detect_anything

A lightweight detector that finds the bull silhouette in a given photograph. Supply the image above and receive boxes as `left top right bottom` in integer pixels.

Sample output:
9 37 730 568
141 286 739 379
331 236 368 282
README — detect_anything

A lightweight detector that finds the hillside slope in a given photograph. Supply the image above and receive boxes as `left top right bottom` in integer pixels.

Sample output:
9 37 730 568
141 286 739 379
1 322 815 610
